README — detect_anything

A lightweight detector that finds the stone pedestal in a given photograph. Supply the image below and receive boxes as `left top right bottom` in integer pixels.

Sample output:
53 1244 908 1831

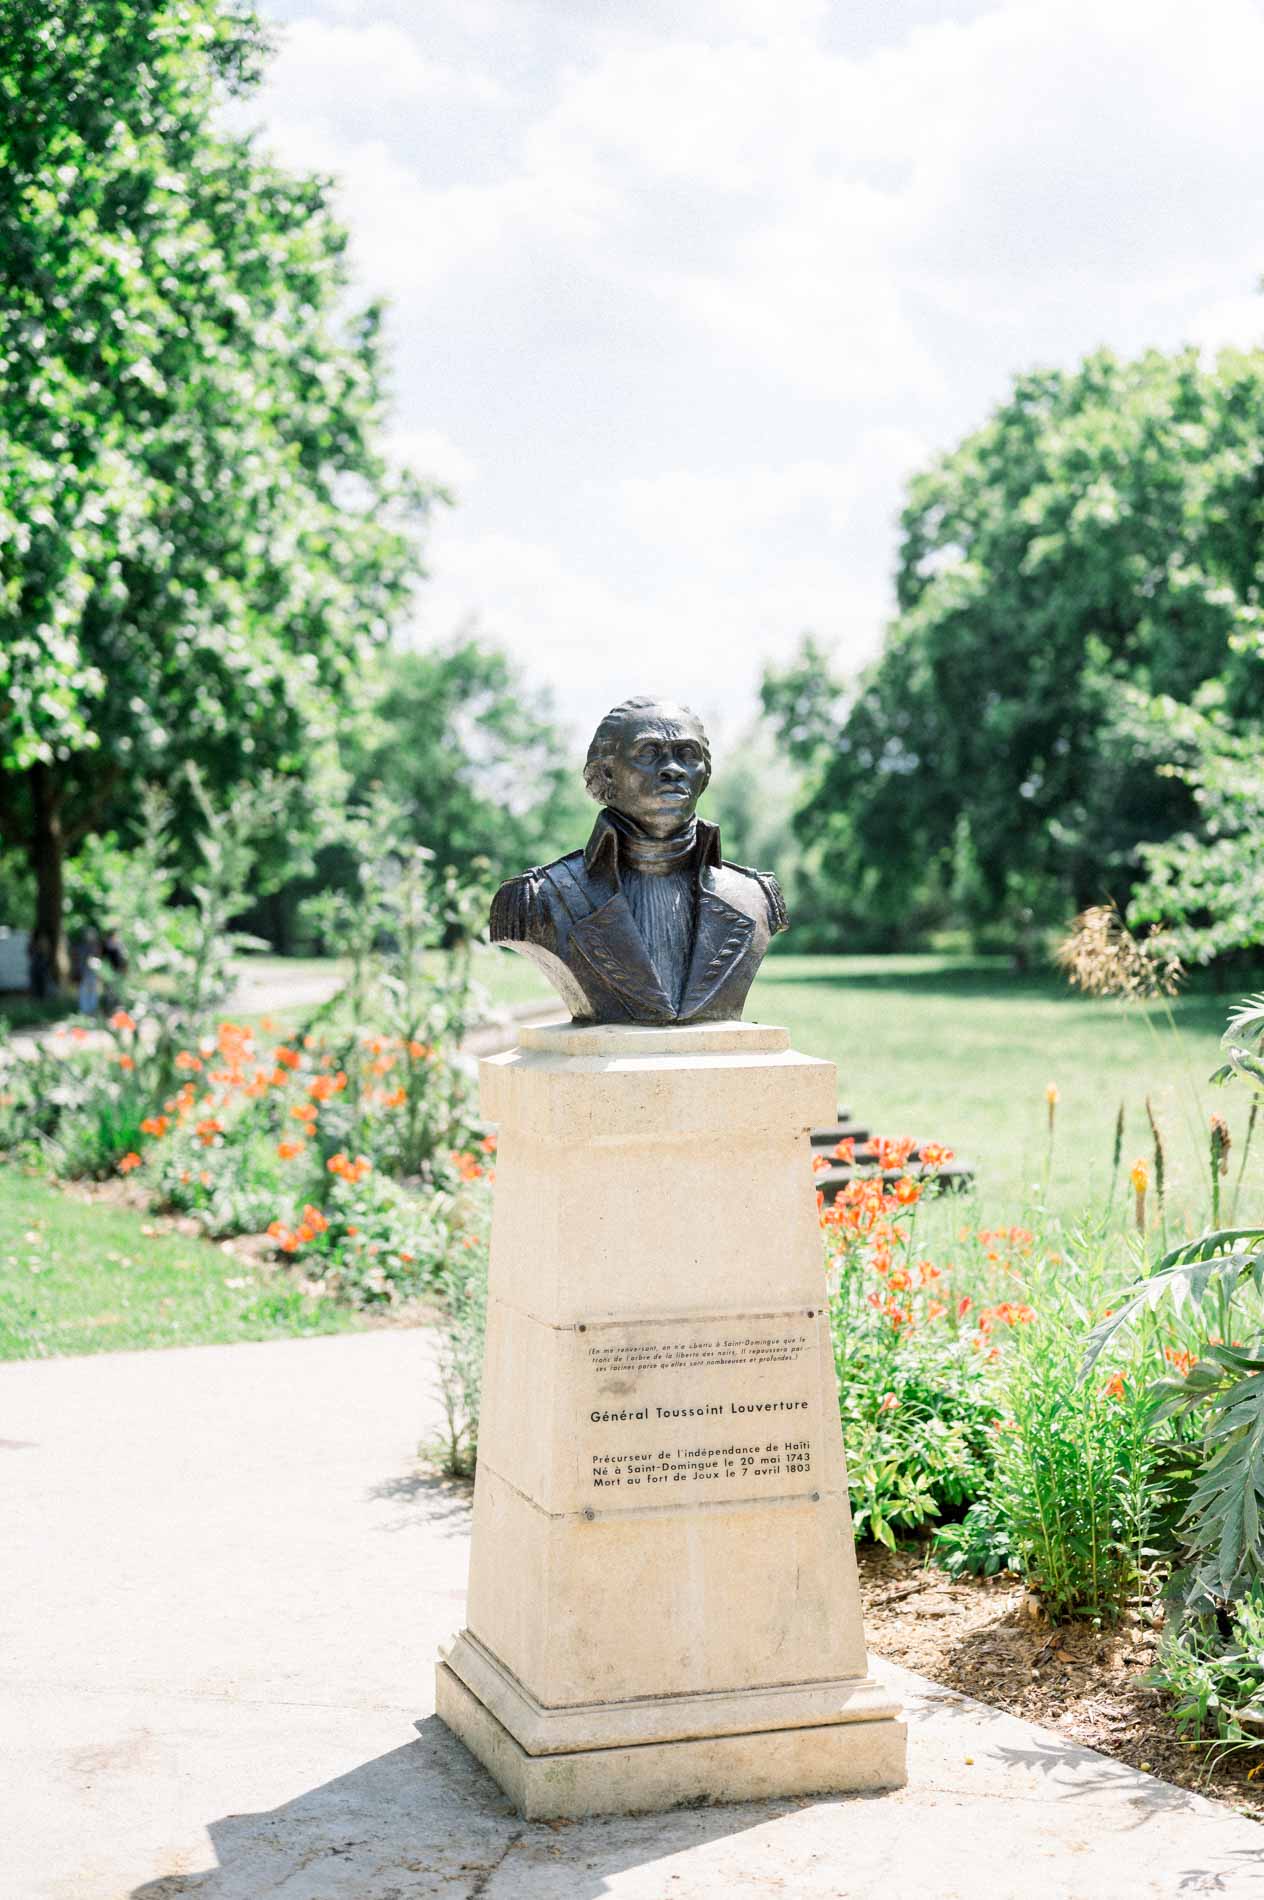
436 1018 905 1819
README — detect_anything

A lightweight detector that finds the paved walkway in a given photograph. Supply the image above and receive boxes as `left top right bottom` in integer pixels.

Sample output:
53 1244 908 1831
3 1329 1262 1900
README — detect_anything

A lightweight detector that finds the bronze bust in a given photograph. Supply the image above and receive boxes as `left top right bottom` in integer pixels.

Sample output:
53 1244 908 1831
490 696 787 1025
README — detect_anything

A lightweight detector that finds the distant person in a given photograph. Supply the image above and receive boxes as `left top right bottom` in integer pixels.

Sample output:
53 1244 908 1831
101 926 128 1015
28 929 52 1001
74 926 102 1017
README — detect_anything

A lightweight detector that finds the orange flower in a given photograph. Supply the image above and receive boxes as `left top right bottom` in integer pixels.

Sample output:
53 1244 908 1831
811 1153 832 1175
878 1393 899 1413
290 1101 319 1123
407 1040 431 1061
1129 1159 1148 1195
109 1009 137 1033
926 1300 947 1320
268 1220 300 1254
919 1142 953 1169
300 1204 328 1236
956 1296 973 1320
118 1151 142 1173
327 1152 372 1184
174 1051 202 1073
196 1117 224 1146
277 1139 305 1160
833 1136 856 1164
398 1250 415 1264
383 1085 407 1109
140 1115 169 1138
479 1134 497 1154
1164 1347 1196 1377
273 1047 301 1070
893 1177 921 1205
1103 1372 1126 1401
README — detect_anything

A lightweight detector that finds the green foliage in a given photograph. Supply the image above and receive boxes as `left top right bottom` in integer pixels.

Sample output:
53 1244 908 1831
765 344 1264 951
302 790 492 1173
992 1300 1155 1621
933 1497 1013 1579
1129 698 1264 965
1151 1590 1264 1762
0 0 432 955
346 639 589 887
1084 990 1264 1613
429 1192 490 1478
834 1328 1001 1547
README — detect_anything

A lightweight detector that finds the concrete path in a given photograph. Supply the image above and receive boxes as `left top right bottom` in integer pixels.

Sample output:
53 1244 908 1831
3 1329 1262 1900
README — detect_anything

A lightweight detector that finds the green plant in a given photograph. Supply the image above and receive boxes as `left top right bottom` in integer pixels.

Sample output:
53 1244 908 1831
822 1154 1004 1545
1150 1590 1264 1766
428 1196 490 1478
1084 991 1264 1612
933 1497 1013 1579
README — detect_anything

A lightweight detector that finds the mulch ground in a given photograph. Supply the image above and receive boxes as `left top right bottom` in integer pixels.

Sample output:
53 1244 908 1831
858 1543 1264 1821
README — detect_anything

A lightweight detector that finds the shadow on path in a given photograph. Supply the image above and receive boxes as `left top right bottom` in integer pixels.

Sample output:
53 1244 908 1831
128 1717 796 1900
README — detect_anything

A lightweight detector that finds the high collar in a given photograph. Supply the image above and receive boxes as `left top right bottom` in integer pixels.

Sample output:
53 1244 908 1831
584 807 722 879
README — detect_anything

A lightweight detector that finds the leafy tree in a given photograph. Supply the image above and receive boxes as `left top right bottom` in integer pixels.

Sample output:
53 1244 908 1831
766 344 1264 950
353 637 589 882
1128 691 1264 966
0 0 432 975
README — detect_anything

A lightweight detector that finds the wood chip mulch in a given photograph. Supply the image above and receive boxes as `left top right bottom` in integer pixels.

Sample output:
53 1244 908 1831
858 1543 1264 1821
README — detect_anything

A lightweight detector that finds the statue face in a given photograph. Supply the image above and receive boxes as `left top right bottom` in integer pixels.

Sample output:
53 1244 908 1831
604 709 709 837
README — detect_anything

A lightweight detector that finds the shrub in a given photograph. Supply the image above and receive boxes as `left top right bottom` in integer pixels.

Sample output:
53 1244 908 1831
1150 1590 1264 1765
821 1149 1003 1544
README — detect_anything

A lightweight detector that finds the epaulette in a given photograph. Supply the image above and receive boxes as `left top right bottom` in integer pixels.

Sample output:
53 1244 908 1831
755 869 790 934
719 859 790 935
489 869 542 943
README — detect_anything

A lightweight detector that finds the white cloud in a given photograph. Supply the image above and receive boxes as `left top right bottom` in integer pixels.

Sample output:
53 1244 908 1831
251 0 1264 719
387 426 479 497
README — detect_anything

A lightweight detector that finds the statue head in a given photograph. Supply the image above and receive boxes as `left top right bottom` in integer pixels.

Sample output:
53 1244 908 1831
583 696 712 839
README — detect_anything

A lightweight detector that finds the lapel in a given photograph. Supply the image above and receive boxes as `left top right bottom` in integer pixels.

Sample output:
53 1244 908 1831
570 893 677 1022
677 869 755 1020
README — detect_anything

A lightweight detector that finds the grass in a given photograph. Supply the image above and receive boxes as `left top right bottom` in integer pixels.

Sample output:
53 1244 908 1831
750 953 1264 1226
0 1169 362 1360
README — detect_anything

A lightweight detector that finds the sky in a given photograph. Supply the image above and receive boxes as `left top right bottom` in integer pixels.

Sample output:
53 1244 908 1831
250 0 1264 743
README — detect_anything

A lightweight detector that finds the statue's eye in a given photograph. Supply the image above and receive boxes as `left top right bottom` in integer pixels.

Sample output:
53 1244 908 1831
634 744 658 763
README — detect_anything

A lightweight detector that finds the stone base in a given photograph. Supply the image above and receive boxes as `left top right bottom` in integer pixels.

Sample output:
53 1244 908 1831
438 1019 907 1819
435 1651 907 1821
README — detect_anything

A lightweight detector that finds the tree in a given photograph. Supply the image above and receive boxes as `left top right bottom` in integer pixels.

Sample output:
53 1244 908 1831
0 0 432 976
354 637 589 882
766 344 1264 950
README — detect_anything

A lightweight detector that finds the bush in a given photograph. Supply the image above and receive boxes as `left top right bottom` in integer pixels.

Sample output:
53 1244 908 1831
822 1148 1003 1544
1151 1591 1264 1765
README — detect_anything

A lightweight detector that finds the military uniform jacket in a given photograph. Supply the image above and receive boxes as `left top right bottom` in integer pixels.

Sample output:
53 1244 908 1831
489 811 788 1025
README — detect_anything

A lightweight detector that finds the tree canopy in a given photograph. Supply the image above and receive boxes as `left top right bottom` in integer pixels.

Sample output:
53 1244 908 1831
0 0 432 965
765 344 1264 953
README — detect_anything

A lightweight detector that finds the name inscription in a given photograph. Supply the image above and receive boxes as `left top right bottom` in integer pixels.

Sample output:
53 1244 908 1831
576 1313 825 1511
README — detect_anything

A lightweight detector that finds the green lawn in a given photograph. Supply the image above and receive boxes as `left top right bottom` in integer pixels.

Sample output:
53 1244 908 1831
750 953 1263 1227
0 1170 362 1360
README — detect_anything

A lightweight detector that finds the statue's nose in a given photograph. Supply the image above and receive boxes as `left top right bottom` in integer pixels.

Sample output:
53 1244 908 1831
659 759 686 782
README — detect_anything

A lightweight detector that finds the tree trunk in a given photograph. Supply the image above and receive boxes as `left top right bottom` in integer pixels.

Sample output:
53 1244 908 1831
29 762 69 989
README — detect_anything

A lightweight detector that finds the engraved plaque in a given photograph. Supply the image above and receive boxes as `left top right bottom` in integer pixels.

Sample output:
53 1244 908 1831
576 1310 825 1513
